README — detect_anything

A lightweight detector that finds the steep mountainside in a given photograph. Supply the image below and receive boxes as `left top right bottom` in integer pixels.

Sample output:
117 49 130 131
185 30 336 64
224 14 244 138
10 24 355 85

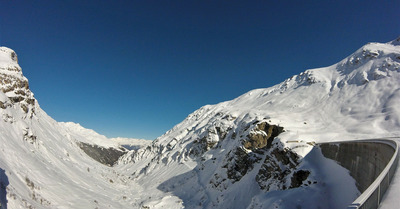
116 37 400 208
0 37 399 209
59 122 151 166
0 47 146 208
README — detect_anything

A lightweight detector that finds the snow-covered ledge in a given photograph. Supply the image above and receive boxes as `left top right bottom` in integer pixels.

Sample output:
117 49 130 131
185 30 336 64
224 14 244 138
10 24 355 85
318 138 399 209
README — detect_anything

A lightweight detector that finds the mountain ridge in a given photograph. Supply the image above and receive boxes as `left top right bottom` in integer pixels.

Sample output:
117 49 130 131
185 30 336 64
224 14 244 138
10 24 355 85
0 37 399 208
116 37 400 208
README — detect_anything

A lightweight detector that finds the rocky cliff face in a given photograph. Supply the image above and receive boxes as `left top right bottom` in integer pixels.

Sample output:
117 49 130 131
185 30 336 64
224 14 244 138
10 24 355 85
0 47 36 117
119 109 314 208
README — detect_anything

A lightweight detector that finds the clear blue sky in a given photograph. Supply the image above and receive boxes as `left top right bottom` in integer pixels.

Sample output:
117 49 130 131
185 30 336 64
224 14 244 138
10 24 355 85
1 1 399 139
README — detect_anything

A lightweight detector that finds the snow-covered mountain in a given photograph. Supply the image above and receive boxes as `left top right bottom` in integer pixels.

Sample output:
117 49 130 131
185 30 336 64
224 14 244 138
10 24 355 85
0 47 150 208
114 37 400 209
109 137 152 151
0 37 399 209
58 122 150 150
59 122 151 165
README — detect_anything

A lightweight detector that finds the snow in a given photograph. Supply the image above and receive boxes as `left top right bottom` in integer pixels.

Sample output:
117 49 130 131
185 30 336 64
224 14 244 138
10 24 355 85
0 104 144 208
0 47 18 66
134 37 400 208
0 37 400 208
58 122 151 150
58 121 124 148
247 146 359 209
379 154 400 209
0 47 23 78
110 137 152 150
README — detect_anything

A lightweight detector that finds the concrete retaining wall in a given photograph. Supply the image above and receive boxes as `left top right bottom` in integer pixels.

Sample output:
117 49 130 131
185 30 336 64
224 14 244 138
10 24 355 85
318 139 399 209
319 141 394 192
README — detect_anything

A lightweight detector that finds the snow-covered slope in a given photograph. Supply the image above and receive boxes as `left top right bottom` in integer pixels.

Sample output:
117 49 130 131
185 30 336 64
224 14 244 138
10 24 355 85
110 137 152 150
59 122 123 148
58 122 150 150
0 37 399 209
0 47 144 208
58 122 151 166
116 37 400 208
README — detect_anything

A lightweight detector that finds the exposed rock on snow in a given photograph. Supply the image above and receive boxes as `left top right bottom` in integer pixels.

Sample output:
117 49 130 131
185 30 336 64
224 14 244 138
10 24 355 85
58 122 150 166
0 47 35 116
0 37 400 208
120 37 400 208
244 121 284 150
77 142 128 166
255 141 306 191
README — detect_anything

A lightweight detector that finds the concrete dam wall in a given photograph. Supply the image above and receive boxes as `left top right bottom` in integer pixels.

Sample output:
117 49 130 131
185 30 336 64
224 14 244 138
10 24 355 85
318 139 399 209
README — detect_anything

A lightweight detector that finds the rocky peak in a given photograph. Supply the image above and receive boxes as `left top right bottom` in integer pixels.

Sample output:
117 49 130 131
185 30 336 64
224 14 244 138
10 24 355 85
0 47 19 65
0 47 36 116
389 36 400 46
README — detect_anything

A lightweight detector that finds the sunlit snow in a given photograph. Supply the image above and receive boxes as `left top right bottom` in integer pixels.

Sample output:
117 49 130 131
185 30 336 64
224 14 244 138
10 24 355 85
0 37 399 208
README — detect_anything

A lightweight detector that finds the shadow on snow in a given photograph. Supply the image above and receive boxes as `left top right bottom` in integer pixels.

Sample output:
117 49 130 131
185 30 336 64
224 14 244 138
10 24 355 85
0 168 9 209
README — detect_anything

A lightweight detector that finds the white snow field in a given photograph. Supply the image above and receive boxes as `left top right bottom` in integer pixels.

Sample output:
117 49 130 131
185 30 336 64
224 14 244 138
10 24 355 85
59 122 151 150
0 37 399 209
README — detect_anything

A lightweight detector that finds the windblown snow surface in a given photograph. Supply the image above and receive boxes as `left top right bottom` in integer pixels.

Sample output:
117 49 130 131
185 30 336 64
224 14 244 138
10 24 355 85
0 37 399 209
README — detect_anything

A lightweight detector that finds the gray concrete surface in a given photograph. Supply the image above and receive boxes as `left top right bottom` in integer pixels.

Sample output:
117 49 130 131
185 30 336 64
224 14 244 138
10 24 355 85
319 141 395 193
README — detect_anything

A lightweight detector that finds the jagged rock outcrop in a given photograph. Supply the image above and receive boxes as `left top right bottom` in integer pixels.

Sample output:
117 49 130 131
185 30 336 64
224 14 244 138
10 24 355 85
225 146 259 183
244 121 284 150
0 47 36 116
255 142 312 191
223 121 286 183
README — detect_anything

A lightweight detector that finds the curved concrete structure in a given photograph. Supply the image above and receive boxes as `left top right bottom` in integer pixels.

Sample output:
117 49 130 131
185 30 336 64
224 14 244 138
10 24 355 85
318 138 399 209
